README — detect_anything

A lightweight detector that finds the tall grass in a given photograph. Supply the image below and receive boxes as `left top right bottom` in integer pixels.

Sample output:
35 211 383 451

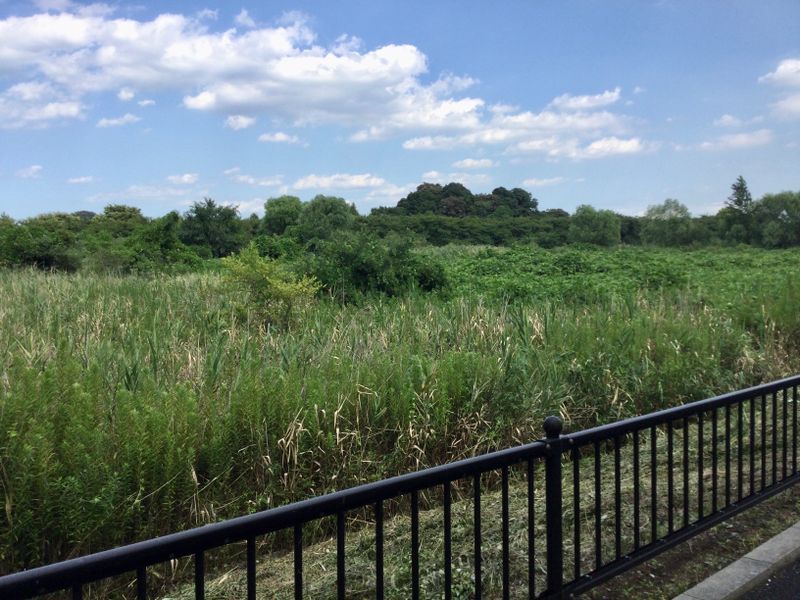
1 247 799 573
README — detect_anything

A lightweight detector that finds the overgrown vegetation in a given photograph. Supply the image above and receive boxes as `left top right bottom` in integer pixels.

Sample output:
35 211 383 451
1 247 799 577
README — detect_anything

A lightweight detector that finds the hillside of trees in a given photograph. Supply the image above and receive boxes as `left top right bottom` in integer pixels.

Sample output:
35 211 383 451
1 176 798 286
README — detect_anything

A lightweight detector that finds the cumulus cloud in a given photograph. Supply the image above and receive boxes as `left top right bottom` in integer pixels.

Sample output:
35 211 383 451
67 175 93 183
89 184 202 203
452 158 494 169
0 7 651 156
258 131 301 143
225 115 255 130
117 87 134 101
0 81 83 128
166 173 198 184
224 167 282 187
771 94 800 119
293 173 386 190
549 87 621 111
96 113 140 127
759 59 800 87
522 177 565 187
700 129 773 150
137 99 155 107
16 165 43 179
234 9 256 28
421 170 490 186
713 114 741 127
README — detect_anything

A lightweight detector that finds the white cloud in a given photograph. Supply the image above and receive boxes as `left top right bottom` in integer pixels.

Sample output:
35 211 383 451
166 173 198 184
549 87 621 111
225 115 256 130
713 114 741 127
88 184 202 204
117 87 134 101
700 129 773 150
293 173 386 190
759 59 800 87
421 170 490 186
522 177 565 187
771 94 800 119
452 158 494 169
96 113 140 127
137 99 155 107
633 86 645 95
0 81 83 128
196 9 218 21
67 175 93 183
258 131 300 143
16 165 43 179
234 9 256 28
579 136 644 158
234 198 266 215
224 167 282 187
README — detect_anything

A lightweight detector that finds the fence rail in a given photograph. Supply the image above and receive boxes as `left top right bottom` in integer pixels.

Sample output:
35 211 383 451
2 375 799 599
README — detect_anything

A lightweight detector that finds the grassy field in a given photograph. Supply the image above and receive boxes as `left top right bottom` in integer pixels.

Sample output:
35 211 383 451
1 246 799 577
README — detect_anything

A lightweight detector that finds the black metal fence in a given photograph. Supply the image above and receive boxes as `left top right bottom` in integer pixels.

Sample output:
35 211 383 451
1 375 799 599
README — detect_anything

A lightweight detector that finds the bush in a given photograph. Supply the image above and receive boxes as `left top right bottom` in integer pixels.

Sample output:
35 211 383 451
222 243 319 327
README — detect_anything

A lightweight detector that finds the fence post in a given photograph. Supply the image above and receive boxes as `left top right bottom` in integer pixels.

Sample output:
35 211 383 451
544 415 564 597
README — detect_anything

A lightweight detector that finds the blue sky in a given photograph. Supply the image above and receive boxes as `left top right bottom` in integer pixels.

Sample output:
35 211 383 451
1 0 799 219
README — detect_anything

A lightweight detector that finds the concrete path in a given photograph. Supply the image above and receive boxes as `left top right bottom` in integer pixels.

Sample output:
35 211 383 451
673 521 800 600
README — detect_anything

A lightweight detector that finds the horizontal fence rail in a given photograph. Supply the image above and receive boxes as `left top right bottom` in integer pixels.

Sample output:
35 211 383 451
1 375 799 599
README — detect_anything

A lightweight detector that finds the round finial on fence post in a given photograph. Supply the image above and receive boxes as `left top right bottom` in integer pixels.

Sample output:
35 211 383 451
543 415 563 439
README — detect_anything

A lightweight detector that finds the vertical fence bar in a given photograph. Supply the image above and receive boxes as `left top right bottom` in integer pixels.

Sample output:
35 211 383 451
594 441 602 569
738 400 744 502
650 426 657 542
614 436 622 559
794 385 798 475
411 490 420 600
750 397 756 495
667 421 674 534
376 501 384 600
194 551 205 600
544 416 564 596
294 525 303 600
474 473 482 600
712 408 718 513
246 537 256 600
444 482 452 600
633 429 641 549
502 466 510 600
725 404 731 508
527 458 536 599
697 413 704 520
772 392 778 486
761 394 767 491
572 446 581 579
783 388 788 481
683 417 689 527
137 566 147 600
337 511 345 600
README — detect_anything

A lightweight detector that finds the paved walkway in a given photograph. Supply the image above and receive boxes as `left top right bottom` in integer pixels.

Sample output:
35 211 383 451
740 558 800 599
674 521 800 600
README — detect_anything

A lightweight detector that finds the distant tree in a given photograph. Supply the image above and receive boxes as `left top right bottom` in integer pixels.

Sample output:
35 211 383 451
752 191 800 248
726 176 753 215
89 205 147 239
722 176 754 244
641 199 693 246
568 205 621 246
180 198 244 258
396 183 445 215
295 195 357 245
263 195 303 236
14 213 83 270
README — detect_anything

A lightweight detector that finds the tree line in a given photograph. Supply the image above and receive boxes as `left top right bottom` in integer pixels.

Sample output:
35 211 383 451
1 176 798 279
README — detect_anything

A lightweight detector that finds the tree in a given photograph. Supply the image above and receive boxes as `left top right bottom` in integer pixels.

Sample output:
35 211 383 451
180 198 244 258
726 176 753 214
641 199 693 246
568 205 621 246
295 195 357 245
263 195 303 236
